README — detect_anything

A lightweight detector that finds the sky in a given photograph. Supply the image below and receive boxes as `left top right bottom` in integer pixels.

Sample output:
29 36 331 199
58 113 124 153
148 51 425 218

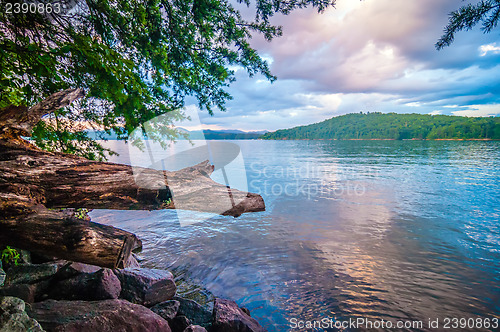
190 0 500 132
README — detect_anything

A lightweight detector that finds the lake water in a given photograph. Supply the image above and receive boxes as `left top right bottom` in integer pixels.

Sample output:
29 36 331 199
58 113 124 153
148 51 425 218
91 140 499 331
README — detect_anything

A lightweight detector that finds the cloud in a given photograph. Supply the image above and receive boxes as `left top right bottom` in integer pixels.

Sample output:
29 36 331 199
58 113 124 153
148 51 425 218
428 110 442 115
189 0 500 131
479 43 500 56
452 104 500 117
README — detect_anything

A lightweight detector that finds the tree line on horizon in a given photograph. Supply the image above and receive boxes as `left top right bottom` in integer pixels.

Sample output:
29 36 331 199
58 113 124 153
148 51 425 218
261 112 500 140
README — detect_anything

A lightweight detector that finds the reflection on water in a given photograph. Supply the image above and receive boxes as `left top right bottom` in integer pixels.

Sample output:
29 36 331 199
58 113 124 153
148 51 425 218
92 140 500 331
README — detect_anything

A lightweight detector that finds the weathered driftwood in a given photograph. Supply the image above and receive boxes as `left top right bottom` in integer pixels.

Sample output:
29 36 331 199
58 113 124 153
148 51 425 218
0 89 265 268
0 134 264 215
0 207 142 269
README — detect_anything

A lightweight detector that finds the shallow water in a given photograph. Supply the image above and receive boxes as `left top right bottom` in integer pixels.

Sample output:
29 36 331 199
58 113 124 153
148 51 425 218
91 140 499 331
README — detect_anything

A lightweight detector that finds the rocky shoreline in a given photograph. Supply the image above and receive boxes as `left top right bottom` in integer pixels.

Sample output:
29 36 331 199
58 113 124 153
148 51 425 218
0 253 266 332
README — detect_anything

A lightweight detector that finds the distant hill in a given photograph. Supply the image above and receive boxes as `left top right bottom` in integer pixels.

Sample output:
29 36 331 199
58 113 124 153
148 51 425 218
261 113 500 140
86 129 266 140
181 129 266 140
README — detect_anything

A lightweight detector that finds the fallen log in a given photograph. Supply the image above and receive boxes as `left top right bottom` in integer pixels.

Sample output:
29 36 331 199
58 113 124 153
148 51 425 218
0 138 265 214
0 207 141 269
0 89 265 268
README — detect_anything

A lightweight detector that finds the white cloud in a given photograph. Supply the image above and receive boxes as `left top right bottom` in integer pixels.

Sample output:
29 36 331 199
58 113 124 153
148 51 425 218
452 104 500 117
405 102 422 107
479 43 500 56
428 110 442 115
296 93 343 110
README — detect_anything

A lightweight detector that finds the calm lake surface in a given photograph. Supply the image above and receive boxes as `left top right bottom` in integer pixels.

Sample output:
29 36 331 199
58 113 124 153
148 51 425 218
91 140 499 331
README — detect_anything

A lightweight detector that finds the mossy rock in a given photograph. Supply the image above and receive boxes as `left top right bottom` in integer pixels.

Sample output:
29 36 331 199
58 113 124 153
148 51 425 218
0 296 44 332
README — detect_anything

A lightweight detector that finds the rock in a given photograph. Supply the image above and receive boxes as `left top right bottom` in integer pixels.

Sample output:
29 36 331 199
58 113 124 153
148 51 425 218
115 268 176 307
173 297 213 328
26 299 171 332
150 300 180 320
5 262 65 285
184 325 207 332
174 279 215 307
125 254 141 268
212 298 266 332
169 315 190 332
54 261 101 279
0 296 44 332
0 284 40 303
240 307 251 316
47 268 121 301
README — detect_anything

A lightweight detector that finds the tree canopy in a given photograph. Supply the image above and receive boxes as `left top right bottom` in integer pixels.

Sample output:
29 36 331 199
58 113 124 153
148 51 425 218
261 113 500 140
1 0 334 159
437 0 500 49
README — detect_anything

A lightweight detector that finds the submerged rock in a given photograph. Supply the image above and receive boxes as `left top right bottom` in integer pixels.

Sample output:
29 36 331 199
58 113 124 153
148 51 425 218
47 268 121 301
26 299 171 332
115 268 176 306
212 298 266 332
174 296 213 328
150 300 180 320
0 296 44 332
174 278 215 307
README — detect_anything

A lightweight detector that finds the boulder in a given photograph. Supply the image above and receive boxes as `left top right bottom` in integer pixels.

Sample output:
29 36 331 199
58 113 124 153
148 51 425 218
46 268 121 301
125 255 141 269
0 284 40 303
174 280 215 308
54 262 101 280
5 262 65 285
26 299 171 332
174 297 213 328
0 296 44 332
115 268 176 307
212 298 266 332
169 315 190 332
184 325 207 332
150 300 180 320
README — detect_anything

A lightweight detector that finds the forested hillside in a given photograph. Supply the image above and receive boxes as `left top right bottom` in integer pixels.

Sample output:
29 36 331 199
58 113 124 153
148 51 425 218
261 113 500 140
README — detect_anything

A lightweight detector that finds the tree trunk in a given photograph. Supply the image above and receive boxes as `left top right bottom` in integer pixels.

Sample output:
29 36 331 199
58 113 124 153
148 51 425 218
0 207 142 269
0 89 265 268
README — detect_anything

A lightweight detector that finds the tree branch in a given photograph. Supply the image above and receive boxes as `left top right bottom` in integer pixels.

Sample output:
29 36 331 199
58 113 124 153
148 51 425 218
0 88 85 138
